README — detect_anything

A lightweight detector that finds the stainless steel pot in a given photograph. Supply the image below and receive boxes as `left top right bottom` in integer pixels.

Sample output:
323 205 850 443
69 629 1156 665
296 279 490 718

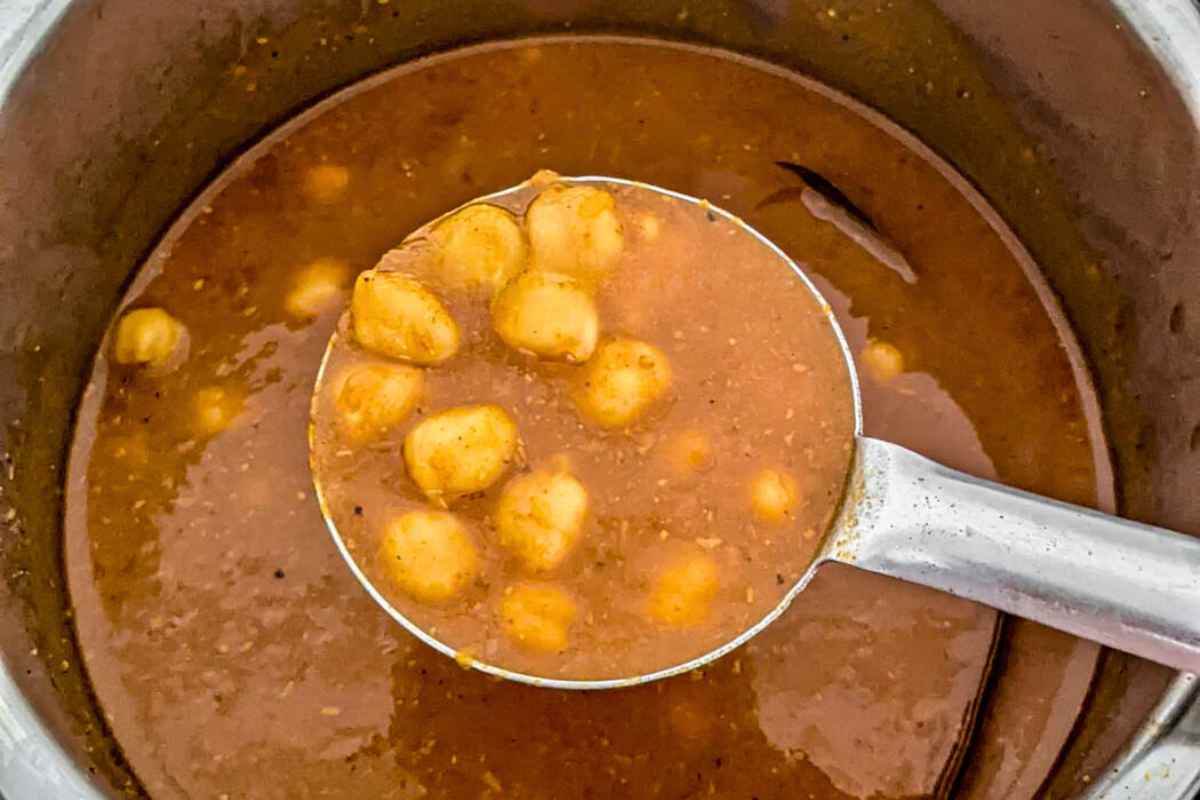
0 1 1197 798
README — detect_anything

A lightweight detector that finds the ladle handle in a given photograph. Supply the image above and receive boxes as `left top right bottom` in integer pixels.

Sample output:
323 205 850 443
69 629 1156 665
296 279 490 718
826 436 1200 673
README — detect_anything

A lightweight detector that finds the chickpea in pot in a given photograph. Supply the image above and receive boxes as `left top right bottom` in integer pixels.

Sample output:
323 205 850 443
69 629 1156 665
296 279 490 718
285 258 350 320
860 338 905 384
192 385 243 437
113 307 186 370
303 163 350 204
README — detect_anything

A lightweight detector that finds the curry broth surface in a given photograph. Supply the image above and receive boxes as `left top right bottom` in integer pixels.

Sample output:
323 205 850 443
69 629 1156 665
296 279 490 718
66 39 1103 799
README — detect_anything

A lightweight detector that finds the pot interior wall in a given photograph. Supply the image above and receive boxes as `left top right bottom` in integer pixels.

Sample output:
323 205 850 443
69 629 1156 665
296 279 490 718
0 0 1196 797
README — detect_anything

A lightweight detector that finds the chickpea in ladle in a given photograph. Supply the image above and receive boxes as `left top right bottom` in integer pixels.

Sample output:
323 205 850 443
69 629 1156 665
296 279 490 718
495 466 589 573
381 510 479 603
403 404 521 504
351 270 460 364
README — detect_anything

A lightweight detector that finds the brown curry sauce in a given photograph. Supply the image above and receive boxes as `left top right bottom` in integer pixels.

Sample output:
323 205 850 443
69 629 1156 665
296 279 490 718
65 38 1104 799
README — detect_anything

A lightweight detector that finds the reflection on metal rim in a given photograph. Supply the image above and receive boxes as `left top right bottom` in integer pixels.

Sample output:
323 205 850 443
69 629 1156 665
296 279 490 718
0 656 98 799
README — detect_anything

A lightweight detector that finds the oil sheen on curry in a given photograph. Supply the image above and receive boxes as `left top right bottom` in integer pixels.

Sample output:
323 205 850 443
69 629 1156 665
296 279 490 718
309 175 855 680
65 37 1106 800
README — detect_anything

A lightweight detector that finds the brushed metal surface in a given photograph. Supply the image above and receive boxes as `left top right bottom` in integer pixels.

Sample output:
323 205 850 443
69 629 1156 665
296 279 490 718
827 438 1200 673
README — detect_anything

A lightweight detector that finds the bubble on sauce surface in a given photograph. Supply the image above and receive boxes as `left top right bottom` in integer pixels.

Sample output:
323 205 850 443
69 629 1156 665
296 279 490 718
860 338 905 384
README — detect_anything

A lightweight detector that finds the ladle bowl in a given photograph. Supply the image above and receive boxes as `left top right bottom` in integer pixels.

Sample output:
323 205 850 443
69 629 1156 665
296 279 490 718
311 175 1200 689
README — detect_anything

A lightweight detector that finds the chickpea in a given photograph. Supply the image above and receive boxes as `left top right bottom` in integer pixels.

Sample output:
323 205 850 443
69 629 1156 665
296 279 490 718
574 338 672 428
526 184 624 285
113 308 185 368
528 168 561 188
403 404 520 502
193 386 242 436
335 363 423 442
491 271 599 362
749 468 800 524
303 163 350 204
380 511 479 603
495 468 588 572
284 258 350 319
637 213 661 241
500 582 577 653
663 429 714 475
430 204 527 292
860 338 905 384
107 431 150 470
351 270 460 364
649 551 719 627
668 698 715 744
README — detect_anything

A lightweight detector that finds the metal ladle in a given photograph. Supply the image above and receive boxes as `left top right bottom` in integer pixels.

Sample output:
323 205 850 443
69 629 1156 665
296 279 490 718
311 176 1200 689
